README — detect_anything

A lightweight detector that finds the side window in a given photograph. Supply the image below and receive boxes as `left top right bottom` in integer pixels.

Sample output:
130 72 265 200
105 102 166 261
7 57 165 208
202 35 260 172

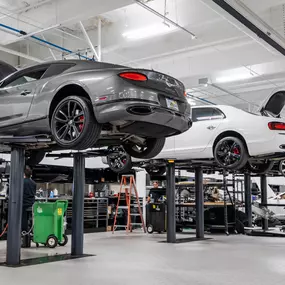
4 68 48 88
42 63 75 79
192 108 225 122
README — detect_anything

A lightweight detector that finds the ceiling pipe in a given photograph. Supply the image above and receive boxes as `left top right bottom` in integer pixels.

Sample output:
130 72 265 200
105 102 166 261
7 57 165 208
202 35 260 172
41 34 56 60
0 45 43 62
0 23 94 61
3 24 60 45
135 0 196 39
78 21 99 61
186 92 215 105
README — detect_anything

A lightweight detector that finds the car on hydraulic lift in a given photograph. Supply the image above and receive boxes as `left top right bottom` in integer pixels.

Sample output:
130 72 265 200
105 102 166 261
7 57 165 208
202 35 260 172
103 89 285 175
0 60 191 165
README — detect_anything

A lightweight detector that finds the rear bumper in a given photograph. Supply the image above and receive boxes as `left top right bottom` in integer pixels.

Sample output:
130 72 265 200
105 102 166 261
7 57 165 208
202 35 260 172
94 100 191 138
248 132 285 160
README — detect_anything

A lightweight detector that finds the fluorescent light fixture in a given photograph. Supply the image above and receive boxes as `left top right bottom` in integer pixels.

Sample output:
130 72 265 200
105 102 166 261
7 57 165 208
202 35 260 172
122 23 176 40
216 72 257 83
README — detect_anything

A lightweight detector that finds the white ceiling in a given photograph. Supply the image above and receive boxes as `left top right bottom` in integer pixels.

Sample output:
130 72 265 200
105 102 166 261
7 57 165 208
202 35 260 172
1 0 285 110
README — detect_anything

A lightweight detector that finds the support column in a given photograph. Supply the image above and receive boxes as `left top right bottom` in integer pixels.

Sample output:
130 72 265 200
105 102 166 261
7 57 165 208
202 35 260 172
260 174 268 231
6 147 25 266
223 171 229 235
232 173 237 232
166 160 176 243
244 173 252 227
71 153 85 256
195 166 204 238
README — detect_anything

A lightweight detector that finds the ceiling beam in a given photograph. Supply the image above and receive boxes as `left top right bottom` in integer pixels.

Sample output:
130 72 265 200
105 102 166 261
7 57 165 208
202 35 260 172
0 45 43 63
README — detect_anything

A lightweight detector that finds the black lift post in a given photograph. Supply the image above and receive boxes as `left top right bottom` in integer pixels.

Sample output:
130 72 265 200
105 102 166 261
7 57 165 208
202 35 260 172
260 174 268 231
71 153 85 255
166 160 176 243
6 147 25 266
244 173 252 227
223 170 229 235
195 166 204 239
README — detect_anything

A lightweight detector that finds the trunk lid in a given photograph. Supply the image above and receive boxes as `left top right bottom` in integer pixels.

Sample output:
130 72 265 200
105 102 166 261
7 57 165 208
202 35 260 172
260 90 285 117
123 69 186 101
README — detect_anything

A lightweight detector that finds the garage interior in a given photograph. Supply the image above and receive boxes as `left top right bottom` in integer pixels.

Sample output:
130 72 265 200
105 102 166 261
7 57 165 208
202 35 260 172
1 0 285 284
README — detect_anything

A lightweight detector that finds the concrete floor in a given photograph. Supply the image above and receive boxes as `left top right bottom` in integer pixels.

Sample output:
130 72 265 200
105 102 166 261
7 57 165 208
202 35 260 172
0 232 285 285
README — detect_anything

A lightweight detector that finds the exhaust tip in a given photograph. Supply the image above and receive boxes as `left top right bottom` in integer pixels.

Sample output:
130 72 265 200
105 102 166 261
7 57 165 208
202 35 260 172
127 106 152 116
280 144 285 149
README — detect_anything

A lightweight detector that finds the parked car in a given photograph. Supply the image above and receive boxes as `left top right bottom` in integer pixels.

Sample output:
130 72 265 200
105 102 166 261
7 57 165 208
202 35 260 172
104 90 285 174
0 60 191 164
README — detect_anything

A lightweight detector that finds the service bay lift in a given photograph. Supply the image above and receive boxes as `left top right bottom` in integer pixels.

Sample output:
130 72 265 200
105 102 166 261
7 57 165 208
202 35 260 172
0 135 88 266
1 134 282 266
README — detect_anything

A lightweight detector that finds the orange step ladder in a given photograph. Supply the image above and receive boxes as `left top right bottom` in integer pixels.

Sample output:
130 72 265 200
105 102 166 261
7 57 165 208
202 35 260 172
112 175 146 233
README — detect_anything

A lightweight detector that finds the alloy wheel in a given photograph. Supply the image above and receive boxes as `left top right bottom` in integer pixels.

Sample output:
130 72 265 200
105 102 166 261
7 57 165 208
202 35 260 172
216 139 242 167
54 100 85 143
107 146 129 171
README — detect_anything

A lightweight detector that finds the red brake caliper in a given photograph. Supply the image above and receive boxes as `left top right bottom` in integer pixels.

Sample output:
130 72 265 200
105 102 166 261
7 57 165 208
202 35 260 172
79 116 84 132
233 147 240 155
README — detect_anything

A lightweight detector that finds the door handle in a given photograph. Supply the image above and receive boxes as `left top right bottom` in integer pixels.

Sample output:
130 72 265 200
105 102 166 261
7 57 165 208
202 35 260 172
20 90 31 96
207 125 216 130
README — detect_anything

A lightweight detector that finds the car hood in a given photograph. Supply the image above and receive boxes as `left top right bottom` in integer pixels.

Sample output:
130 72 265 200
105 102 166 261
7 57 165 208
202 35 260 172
260 89 285 117
0 60 17 81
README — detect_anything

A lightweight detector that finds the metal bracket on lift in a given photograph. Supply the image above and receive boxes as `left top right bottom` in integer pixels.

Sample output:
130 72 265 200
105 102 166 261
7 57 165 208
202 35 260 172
0 135 52 152
45 149 110 159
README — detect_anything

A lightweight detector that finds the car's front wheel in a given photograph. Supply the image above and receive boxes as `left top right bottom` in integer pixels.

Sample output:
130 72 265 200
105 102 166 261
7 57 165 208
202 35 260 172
107 146 132 173
248 161 274 174
123 138 165 159
279 160 285 176
26 150 46 166
51 96 101 150
214 136 248 170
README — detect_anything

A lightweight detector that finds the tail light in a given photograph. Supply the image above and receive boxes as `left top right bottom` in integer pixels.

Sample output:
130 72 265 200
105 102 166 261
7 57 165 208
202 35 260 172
268 122 285 130
119 72 147 81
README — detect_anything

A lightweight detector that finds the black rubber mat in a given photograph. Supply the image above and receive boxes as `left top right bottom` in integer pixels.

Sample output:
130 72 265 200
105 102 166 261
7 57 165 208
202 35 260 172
0 254 95 268
160 237 212 243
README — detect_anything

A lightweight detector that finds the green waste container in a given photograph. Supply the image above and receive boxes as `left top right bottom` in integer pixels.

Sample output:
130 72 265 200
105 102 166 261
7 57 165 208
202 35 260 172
33 200 68 248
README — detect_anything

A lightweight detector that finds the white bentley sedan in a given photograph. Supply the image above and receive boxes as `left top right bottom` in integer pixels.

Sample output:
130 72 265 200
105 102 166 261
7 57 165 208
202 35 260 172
105 90 285 174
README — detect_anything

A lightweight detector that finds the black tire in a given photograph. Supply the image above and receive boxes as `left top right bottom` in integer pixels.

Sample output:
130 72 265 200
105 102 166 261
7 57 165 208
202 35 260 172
123 138 165 159
145 166 166 176
46 235 58 248
51 96 101 150
147 224 154 234
58 234 68 246
279 160 285 176
26 150 46 166
107 146 133 173
214 136 248 170
248 161 274 174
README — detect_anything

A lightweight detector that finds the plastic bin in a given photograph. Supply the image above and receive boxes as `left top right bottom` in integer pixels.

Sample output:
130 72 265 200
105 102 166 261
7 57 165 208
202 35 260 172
33 200 68 248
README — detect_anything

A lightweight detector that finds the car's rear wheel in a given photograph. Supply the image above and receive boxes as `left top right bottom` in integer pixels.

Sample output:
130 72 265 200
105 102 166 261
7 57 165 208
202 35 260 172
214 136 248 170
123 138 165 159
51 96 101 150
107 146 132 173
248 160 274 174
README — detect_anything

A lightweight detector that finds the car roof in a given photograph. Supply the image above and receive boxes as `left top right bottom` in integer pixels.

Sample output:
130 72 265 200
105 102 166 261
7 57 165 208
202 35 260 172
29 59 127 71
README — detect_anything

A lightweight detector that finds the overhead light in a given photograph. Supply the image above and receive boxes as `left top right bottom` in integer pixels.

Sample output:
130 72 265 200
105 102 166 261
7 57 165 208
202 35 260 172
216 72 257 83
122 23 176 40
